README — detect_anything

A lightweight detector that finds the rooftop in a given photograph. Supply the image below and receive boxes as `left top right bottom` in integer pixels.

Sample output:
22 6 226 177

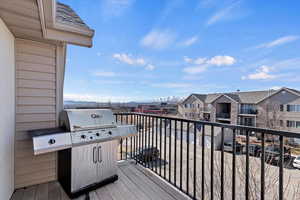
189 87 300 104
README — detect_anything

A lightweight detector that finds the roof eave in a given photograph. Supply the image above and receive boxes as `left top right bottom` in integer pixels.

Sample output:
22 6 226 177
37 0 94 47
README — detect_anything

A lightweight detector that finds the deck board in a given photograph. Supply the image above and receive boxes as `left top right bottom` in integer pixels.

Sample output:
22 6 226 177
11 161 189 200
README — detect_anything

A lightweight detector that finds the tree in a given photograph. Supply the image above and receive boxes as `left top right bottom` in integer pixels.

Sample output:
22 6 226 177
256 100 283 142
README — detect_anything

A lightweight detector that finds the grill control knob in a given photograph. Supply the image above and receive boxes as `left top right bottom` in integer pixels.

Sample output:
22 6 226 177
96 133 100 136
48 139 56 145
81 135 86 139
108 131 112 135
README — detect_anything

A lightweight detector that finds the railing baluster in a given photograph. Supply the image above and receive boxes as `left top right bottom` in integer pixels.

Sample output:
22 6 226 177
143 115 146 167
125 114 128 160
245 130 250 200
156 117 158 173
133 114 137 161
279 135 284 200
232 129 236 200
120 115 123 160
261 132 265 200
221 127 224 200
164 119 167 179
160 118 162 176
174 120 177 187
139 115 142 164
211 125 214 200
180 120 183 191
186 122 190 194
169 119 172 182
201 125 205 200
147 116 151 168
151 117 154 170
193 122 197 199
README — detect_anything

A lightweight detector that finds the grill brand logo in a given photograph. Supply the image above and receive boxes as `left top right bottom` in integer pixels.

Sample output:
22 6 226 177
91 114 102 119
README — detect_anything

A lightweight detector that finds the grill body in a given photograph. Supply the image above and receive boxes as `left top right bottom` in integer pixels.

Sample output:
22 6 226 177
30 109 137 198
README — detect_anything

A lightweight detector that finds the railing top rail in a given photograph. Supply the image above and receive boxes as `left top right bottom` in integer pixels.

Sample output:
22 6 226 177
115 112 300 138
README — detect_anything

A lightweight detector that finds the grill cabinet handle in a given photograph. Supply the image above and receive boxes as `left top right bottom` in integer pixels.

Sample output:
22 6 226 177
93 146 97 164
98 146 102 163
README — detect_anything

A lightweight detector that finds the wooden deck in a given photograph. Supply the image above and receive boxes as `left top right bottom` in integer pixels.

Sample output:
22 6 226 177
11 161 189 200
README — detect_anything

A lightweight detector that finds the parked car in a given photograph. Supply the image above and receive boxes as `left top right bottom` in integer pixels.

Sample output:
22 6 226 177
258 145 291 165
293 156 300 169
223 141 243 153
249 144 261 157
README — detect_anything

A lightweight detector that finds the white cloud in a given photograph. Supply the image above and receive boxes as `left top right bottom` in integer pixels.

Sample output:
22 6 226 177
96 52 102 56
113 53 155 70
140 30 176 49
255 35 300 49
206 1 241 25
145 64 155 71
207 55 236 66
183 55 236 74
94 71 117 77
179 36 199 47
151 82 192 89
241 65 276 80
183 65 208 74
101 0 135 18
113 53 146 65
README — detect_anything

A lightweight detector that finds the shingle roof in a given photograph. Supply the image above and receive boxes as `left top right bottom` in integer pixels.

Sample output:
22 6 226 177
189 87 300 104
56 2 92 30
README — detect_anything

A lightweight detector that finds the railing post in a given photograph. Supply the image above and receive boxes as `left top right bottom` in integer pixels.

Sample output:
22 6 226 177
211 125 214 200
193 122 197 199
201 124 205 200
186 122 190 194
245 130 250 200
221 127 224 200
279 136 284 200
232 129 236 200
261 132 265 200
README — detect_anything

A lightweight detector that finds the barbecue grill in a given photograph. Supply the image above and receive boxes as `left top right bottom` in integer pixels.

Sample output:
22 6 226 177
30 109 137 199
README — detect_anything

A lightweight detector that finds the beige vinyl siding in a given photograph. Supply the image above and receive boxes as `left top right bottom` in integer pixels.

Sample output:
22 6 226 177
15 39 57 189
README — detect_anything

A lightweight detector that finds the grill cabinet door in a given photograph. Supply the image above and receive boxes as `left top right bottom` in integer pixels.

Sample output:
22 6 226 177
97 140 118 181
71 144 98 192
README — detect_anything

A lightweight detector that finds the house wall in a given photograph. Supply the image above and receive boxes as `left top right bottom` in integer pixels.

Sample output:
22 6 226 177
178 95 204 119
257 90 300 133
14 38 66 188
0 17 15 199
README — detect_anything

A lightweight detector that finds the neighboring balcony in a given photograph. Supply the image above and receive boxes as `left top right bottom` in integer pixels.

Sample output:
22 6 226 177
239 108 258 115
216 112 231 119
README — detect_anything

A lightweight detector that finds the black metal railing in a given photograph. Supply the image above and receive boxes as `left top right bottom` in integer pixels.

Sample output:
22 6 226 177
115 112 300 200
239 109 258 115
216 112 231 119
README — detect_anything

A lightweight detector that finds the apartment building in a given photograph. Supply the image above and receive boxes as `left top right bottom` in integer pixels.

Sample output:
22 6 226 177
178 87 300 133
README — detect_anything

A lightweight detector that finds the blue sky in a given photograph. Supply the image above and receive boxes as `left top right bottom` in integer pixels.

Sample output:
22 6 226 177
60 0 300 102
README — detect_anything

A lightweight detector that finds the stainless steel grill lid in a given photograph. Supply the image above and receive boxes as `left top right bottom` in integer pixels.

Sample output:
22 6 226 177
60 109 116 132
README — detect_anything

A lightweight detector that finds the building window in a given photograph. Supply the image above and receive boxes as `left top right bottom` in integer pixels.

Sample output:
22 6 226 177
287 105 300 112
280 120 284 127
184 104 188 108
198 104 200 108
287 120 300 128
280 105 284 112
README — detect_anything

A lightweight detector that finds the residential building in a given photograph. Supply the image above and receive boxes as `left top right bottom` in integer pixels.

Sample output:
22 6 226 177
178 87 300 133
